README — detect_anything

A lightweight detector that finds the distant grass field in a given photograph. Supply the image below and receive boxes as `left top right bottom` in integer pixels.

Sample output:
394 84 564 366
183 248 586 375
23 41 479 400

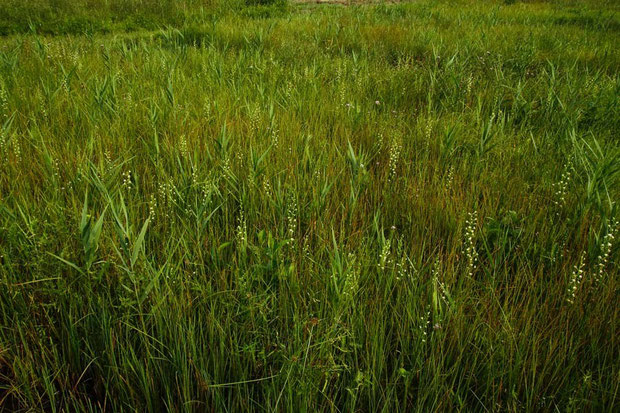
0 0 618 411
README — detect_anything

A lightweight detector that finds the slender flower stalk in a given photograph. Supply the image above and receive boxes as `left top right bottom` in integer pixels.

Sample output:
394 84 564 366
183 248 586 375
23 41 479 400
567 252 586 304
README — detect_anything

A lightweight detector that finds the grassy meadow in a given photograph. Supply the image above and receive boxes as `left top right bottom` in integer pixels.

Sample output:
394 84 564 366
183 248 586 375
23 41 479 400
0 0 619 411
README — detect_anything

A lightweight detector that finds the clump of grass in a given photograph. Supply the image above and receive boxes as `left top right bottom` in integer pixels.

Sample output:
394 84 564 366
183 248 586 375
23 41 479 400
0 0 618 411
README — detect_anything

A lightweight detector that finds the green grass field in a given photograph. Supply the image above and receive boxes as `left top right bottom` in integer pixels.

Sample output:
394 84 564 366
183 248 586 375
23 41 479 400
0 0 618 411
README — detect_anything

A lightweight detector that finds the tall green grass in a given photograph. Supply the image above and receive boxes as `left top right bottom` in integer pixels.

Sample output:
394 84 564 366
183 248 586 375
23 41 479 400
0 0 618 411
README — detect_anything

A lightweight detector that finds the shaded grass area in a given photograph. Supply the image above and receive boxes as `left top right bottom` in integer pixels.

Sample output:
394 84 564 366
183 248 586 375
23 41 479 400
0 0 289 35
0 0 619 411
0 0 186 35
